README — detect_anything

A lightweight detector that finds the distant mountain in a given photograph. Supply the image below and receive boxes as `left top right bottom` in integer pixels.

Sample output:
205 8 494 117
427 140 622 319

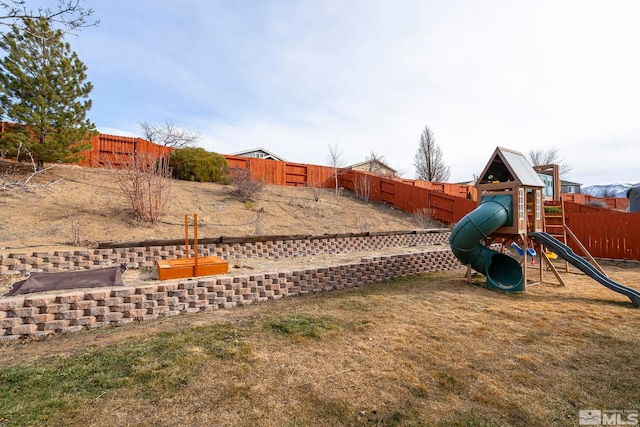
582 183 637 198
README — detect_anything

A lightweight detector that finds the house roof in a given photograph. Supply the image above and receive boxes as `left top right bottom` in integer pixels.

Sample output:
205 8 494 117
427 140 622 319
477 147 545 187
559 180 582 186
348 159 397 173
229 147 287 161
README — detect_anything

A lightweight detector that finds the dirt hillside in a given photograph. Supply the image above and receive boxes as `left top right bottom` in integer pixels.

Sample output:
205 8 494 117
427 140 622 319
0 161 434 255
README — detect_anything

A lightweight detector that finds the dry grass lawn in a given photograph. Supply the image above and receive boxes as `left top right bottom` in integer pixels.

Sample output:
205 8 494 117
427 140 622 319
0 262 639 426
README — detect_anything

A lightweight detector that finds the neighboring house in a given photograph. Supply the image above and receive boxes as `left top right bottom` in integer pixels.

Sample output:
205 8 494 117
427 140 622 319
561 180 582 194
229 147 286 161
348 159 397 177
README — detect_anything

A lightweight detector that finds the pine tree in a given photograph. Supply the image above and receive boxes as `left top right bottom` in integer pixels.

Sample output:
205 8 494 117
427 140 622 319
0 17 96 168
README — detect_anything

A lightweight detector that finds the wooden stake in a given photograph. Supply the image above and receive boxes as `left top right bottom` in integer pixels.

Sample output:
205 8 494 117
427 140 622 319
184 214 189 259
194 213 199 275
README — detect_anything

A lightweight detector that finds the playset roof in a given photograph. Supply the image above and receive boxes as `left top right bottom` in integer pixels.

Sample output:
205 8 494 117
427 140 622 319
478 147 545 188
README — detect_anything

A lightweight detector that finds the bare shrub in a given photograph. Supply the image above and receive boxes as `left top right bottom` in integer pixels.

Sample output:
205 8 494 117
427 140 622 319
333 186 344 203
353 174 371 203
308 183 322 202
229 167 264 201
254 207 265 235
289 196 311 209
357 215 370 233
414 207 437 228
107 153 172 223
312 206 326 219
66 212 82 246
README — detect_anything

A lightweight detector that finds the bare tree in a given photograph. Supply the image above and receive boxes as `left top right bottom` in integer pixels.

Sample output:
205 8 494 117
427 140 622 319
0 0 98 34
413 126 450 182
352 173 371 203
364 151 395 177
327 143 345 195
138 120 201 148
527 147 572 177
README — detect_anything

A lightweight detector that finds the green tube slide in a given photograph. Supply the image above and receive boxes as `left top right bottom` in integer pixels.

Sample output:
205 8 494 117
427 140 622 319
448 195 524 292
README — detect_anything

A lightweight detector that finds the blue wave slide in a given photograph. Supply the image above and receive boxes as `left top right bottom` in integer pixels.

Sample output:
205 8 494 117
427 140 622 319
528 232 640 307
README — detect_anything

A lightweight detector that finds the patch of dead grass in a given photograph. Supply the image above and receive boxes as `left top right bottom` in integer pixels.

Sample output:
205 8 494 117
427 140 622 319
0 262 639 426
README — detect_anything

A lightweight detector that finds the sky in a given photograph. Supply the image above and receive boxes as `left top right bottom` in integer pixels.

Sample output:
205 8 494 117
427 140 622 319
66 0 640 186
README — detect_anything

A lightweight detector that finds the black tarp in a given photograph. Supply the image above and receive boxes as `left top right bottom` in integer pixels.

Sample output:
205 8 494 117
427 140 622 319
4 265 126 297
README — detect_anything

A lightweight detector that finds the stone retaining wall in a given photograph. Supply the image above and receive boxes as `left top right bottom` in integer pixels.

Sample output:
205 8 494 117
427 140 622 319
0 230 464 340
0 250 462 341
0 230 451 275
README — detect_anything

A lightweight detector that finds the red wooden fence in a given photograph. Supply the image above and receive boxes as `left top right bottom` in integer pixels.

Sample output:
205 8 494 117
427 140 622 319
562 192 628 211
411 179 477 200
339 169 477 225
567 211 640 260
562 201 640 261
79 134 173 167
224 155 335 187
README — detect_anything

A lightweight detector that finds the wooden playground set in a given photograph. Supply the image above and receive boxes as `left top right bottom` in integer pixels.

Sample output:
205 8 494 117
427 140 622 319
449 147 640 306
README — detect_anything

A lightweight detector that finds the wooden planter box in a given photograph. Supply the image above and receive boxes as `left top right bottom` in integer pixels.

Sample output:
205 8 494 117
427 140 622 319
156 214 229 280
156 256 228 281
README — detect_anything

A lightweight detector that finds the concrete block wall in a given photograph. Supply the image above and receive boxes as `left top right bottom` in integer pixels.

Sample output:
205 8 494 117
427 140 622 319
0 249 463 340
0 230 463 340
0 230 451 276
